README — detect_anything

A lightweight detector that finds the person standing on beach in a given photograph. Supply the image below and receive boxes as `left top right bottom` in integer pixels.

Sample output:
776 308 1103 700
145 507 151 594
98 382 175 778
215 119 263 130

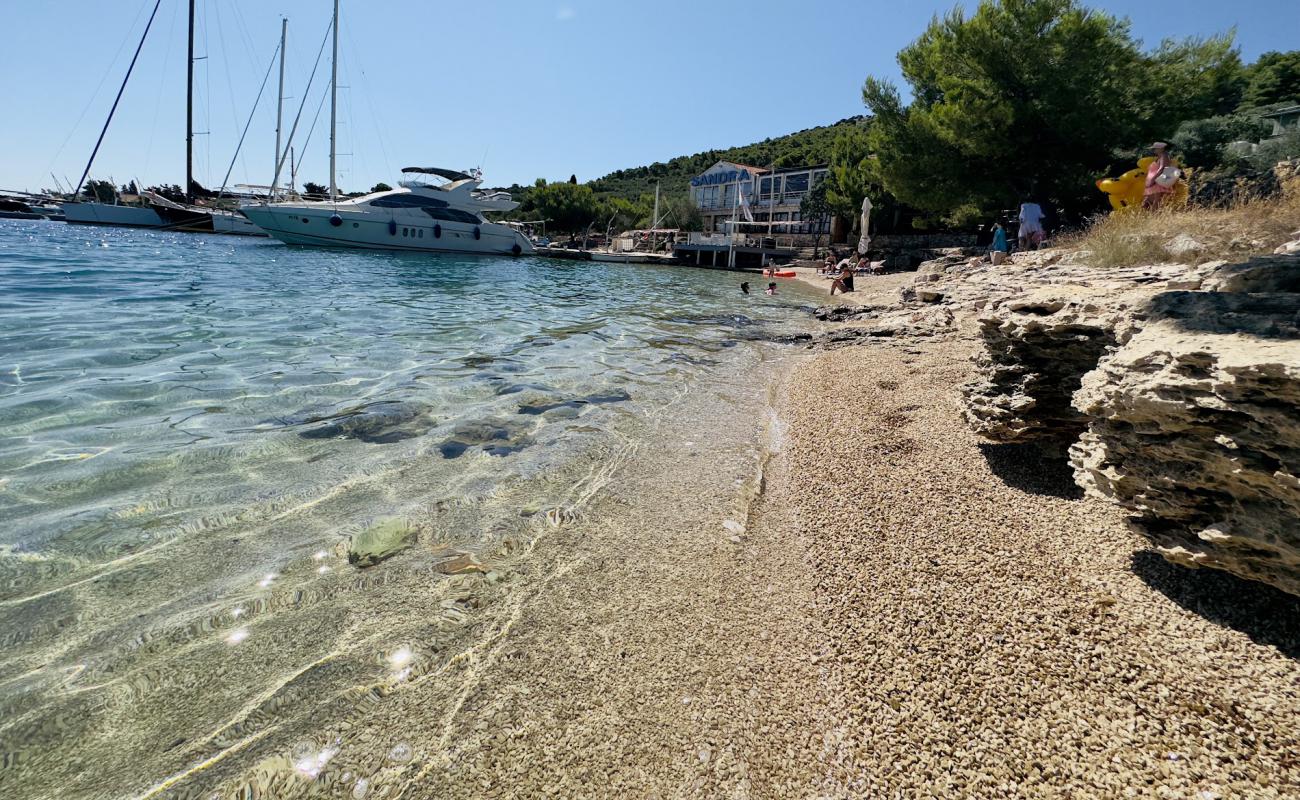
990 223 1009 265
1017 201 1045 250
1144 141 1175 210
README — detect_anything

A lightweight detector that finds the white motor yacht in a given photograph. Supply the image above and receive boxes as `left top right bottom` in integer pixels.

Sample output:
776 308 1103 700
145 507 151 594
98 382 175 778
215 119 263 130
240 167 534 256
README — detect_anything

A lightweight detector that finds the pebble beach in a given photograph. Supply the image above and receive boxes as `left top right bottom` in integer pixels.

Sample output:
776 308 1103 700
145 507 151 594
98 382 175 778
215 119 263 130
770 338 1300 797
356 312 1300 798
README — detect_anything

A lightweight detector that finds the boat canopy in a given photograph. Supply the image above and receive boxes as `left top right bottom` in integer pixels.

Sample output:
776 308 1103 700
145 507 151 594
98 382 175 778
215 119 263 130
400 167 474 182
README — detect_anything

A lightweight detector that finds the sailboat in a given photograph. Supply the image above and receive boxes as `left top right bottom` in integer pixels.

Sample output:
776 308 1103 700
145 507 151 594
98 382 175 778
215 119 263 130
62 0 265 235
60 0 166 227
240 0 533 256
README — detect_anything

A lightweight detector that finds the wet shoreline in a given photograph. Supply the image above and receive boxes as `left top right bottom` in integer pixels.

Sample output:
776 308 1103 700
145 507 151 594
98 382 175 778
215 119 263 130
0 220 829 798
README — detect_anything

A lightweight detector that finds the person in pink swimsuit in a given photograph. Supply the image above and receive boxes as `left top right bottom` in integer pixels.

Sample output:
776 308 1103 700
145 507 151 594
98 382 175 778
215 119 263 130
1143 142 1175 210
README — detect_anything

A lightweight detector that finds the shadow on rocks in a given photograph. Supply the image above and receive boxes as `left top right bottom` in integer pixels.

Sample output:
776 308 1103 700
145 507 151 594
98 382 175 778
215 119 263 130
1131 550 1300 660
978 441 1084 500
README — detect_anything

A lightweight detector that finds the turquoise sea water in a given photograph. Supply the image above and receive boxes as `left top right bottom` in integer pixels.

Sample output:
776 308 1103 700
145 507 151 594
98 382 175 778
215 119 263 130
0 220 818 798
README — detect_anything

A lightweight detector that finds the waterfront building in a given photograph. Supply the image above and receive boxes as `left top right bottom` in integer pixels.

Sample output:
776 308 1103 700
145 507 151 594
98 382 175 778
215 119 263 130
1262 105 1300 138
690 160 830 238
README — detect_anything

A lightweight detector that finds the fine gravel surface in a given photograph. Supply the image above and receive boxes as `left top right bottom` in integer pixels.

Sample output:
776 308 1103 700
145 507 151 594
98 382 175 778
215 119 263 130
318 365 840 800
775 339 1300 798
375 333 1300 798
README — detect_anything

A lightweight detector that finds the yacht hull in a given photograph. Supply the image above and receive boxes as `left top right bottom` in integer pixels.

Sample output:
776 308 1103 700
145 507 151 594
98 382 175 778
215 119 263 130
148 205 267 236
241 204 533 255
212 211 266 236
61 203 164 228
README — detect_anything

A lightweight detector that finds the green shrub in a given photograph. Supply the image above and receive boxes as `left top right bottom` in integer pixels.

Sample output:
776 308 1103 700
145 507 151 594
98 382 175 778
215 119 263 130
1172 113 1272 169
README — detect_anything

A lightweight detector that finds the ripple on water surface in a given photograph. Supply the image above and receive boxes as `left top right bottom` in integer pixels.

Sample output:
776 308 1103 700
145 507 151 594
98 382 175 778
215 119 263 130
0 219 818 797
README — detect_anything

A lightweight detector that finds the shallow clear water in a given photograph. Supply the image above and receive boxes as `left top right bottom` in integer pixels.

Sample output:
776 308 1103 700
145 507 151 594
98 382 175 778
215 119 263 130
0 219 818 797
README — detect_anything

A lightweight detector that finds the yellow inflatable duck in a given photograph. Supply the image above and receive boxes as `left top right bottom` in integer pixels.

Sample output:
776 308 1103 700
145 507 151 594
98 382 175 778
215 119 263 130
1096 156 1189 211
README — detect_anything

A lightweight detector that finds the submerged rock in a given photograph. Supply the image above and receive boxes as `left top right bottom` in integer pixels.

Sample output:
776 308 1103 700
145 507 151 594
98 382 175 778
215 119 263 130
348 518 416 567
437 417 533 459
295 401 431 444
661 312 758 327
516 390 631 416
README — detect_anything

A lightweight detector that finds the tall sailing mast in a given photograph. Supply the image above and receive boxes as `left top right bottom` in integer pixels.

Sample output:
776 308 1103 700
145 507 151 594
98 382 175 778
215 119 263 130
71 0 164 200
272 18 287 198
328 0 339 201
186 0 195 202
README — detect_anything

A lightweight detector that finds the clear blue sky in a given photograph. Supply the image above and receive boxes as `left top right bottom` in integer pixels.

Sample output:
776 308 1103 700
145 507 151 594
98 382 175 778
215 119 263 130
0 0 1295 195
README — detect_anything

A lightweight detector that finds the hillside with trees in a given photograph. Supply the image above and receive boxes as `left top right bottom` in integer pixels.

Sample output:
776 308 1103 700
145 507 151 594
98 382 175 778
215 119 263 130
495 118 866 234
585 117 865 201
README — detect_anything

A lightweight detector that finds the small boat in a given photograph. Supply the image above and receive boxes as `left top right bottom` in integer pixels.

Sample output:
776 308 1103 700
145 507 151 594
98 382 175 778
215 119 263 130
0 198 47 220
588 251 678 264
28 200 66 221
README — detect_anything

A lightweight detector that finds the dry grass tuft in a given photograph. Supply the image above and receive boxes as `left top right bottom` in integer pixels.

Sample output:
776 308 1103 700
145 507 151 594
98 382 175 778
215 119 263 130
1067 181 1300 268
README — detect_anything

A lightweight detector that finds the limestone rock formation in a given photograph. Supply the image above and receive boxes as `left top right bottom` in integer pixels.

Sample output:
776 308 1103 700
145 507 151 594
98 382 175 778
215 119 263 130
1198 253 1300 293
962 295 1121 442
1071 290 1300 596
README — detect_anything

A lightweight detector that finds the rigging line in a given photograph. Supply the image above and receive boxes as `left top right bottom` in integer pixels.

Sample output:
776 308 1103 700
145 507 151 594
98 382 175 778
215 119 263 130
203 0 212 186
338 52 358 188
210 0 243 184
72 0 165 199
269 18 333 193
226 0 263 184
298 82 332 183
217 38 280 199
228 1 260 73
46 0 152 180
343 20 392 180
142 0 180 183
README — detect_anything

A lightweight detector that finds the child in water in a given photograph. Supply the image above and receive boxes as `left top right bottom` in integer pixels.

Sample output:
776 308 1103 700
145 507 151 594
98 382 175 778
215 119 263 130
765 282 777 296
740 281 750 294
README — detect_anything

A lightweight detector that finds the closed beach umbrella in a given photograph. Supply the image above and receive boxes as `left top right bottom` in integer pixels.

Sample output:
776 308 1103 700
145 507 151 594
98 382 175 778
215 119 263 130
857 196 873 254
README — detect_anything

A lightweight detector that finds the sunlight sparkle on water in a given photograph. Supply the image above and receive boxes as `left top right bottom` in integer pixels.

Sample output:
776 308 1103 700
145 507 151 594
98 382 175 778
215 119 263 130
226 628 249 645
388 646 412 669
258 572 277 588
293 744 338 779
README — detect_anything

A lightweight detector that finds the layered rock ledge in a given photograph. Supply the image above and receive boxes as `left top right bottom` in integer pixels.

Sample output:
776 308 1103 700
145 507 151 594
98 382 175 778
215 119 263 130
942 246 1300 595
840 237 1300 595
962 296 1119 442
1071 284 1300 595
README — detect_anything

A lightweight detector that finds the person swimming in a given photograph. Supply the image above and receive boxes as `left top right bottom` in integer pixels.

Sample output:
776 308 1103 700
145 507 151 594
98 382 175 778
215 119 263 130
741 281 750 294
765 282 777 296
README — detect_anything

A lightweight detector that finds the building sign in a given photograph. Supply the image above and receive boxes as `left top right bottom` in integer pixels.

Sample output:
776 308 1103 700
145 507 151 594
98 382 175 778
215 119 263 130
691 168 751 187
